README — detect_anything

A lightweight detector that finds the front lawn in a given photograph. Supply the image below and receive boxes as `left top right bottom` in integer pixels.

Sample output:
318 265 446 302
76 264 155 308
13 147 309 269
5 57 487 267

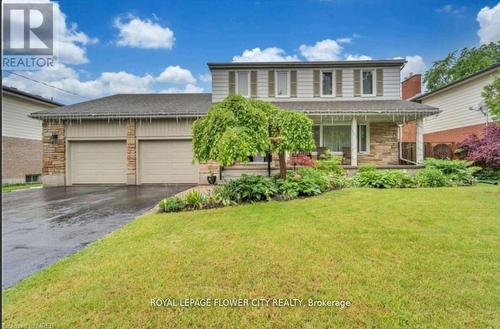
3 185 499 328
2 182 41 193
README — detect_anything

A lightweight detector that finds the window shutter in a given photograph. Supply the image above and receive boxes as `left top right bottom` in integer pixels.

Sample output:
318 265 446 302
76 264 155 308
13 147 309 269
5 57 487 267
250 71 258 98
336 70 343 97
268 70 275 97
313 70 320 97
228 71 235 95
290 70 297 98
376 68 383 96
354 69 361 97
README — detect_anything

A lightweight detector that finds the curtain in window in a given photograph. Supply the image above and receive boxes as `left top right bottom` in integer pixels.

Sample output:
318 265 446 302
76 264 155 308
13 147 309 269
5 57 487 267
322 126 351 152
358 125 367 152
362 71 373 95
313 126 321 149
237 72 249 96
277 71 288 95
322 72 333 95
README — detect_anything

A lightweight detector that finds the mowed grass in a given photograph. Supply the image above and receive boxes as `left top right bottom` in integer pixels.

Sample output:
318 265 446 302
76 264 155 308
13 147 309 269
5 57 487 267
2 182 41 193
3 185 500 328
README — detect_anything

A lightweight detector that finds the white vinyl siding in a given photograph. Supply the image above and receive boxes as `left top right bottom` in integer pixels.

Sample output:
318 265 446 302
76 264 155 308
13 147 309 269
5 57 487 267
211 65 402 101
422 72 496 134
2 93 57 140
66 121 127 138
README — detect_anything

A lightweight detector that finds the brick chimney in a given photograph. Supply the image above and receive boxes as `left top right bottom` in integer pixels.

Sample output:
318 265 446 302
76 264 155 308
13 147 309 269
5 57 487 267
401 73 422 100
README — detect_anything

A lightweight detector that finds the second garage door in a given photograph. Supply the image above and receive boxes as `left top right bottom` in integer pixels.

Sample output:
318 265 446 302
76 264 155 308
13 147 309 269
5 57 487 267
139 140 198 184
70 141 127 184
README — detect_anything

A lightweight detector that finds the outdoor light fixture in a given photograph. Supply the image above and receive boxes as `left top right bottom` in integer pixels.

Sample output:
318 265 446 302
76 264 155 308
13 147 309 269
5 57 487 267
51 132 58 144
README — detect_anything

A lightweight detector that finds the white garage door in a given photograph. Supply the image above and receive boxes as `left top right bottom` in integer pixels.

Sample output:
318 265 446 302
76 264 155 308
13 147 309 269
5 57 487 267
70 141 127 184
139 140 198 184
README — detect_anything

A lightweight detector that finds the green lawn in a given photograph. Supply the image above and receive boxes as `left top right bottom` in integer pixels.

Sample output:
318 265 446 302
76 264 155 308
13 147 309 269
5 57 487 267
3 185 500 328
2 182 41 193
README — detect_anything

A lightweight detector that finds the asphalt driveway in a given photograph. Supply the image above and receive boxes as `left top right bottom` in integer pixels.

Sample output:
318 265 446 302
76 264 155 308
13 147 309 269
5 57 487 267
2 185 192 288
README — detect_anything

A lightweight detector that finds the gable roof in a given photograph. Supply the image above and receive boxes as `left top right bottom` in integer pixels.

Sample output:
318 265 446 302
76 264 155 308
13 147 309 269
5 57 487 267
208 59 406 70
3 86 64 107
30 92 438 120
413 63 500 101
30 93 213 119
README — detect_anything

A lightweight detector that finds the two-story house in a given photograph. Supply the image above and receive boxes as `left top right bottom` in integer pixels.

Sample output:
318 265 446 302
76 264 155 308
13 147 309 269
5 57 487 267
31 60 439 187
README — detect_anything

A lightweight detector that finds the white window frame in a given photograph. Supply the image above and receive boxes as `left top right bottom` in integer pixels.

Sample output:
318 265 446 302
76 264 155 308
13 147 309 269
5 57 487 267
361 69 376 97
316 122 370 155
235 71 250 97
320 70 335 97
275 70 290 98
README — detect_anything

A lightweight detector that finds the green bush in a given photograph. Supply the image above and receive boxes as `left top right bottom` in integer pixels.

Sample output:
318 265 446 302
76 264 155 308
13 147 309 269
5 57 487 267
314 157 343 175
159 196 185 213
423 158 479 186
183 190 205 209
475 169 500 181
353 166 413 188
214 175 277 204
415 168 450 187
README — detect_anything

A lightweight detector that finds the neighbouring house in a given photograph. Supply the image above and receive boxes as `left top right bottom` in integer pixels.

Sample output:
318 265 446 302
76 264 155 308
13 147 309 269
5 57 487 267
30 59 439 187
2 86 63 185
402 63 499 159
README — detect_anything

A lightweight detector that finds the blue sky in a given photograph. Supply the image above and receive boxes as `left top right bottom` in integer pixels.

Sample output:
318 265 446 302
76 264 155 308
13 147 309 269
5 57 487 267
3 0 500 103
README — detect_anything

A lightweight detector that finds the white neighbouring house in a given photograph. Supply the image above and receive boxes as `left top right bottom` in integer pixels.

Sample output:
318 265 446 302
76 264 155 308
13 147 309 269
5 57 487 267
30 60 439 187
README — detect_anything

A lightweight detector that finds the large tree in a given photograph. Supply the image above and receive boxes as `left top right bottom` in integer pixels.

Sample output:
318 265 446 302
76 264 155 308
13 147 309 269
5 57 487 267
192 95 315 178
423 42 500 91
482 76 500 119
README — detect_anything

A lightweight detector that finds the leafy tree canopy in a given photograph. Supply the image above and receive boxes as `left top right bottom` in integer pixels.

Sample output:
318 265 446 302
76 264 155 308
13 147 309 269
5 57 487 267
482 76 500 119
423 42 500 91
192 95 315 168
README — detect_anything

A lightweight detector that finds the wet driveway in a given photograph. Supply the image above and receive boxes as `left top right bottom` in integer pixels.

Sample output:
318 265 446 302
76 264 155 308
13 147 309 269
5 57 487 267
2 185 192 288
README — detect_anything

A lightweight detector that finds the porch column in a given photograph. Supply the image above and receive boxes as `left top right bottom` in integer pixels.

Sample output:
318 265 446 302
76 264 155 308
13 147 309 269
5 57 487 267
351 117 358 166
416 117 424 163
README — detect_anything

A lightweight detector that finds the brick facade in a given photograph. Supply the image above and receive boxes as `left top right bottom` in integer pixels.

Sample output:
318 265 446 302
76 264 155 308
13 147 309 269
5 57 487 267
127 120 137 185
401 74 422 100
358 122 399 165
42 121 66 186
2 136 42 184
423 123 485 143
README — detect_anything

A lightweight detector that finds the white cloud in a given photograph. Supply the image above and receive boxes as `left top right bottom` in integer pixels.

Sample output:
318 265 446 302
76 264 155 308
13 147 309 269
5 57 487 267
400 55 426 80
298 39 343 61
114 15 175 49
161 84 204 93
3 0 97 65
345 54 372 61
477 3 500 45
435 4 466 16
232 47 299 62
157 65 196 84
198 72 212 83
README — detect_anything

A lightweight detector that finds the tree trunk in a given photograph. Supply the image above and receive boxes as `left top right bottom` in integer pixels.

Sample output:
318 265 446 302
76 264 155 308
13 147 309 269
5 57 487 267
279 151 287 179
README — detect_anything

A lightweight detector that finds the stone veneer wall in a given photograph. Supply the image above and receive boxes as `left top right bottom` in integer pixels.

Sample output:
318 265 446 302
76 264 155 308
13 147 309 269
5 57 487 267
198 160 220 185
42 120 66 186
127 120 137 185
358 122 399 166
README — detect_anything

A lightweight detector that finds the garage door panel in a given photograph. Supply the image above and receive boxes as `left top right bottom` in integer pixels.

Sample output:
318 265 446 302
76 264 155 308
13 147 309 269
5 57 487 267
70 141 126 184
139 140 198 184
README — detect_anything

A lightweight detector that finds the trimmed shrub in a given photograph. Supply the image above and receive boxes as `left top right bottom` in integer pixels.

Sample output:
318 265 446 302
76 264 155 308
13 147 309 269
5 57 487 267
475 169 500 182
353 166 413 188
423 158 479 186
415 168 450 187
314 157 343 175
214 175 277 204
159 196 185 213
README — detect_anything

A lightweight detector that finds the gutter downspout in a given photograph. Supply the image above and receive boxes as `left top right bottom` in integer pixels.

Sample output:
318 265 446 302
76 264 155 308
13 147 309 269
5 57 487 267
398 124 417 165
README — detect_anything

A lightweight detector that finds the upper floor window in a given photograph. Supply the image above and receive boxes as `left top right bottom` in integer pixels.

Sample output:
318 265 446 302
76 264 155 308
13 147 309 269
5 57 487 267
276 71 289 97
237 71 249 97
362 70 374 96
321 71 334 96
